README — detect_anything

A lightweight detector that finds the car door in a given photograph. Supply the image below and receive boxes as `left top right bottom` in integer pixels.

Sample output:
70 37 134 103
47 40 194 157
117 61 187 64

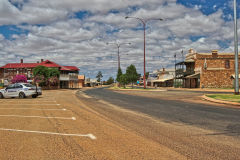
14 84 23 97
5 84 15 98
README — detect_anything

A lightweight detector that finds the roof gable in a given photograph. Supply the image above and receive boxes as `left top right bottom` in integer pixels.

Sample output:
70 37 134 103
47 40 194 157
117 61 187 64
39 60 61 68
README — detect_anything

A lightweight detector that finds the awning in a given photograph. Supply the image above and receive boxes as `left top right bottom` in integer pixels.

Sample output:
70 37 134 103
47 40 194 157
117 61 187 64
185 73 200 79
152 78 173 83
231 74 240 79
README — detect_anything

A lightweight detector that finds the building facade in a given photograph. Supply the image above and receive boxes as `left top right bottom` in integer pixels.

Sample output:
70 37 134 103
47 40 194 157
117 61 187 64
147 68 175 87
176 49 237 88
0 59 80 89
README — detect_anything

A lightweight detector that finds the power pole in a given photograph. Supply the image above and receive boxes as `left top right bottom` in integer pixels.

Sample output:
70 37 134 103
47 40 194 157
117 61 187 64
174 53 177 88
234 0 239 94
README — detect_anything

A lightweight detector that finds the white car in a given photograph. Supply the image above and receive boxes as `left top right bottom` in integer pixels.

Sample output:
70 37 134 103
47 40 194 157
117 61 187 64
0 83 42 99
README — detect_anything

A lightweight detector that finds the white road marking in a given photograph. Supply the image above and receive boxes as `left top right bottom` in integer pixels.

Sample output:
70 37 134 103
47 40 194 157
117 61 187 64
0 104 60 106
0 108 67 111
81 94 91 98
0 128 96 140
0 101 57 102
0 115 76 120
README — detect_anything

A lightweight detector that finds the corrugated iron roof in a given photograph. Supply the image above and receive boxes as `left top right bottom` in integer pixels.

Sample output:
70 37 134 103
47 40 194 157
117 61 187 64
0 60 79 72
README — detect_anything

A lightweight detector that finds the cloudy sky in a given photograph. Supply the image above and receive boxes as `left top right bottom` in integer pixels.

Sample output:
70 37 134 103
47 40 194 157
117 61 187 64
0 0 238 79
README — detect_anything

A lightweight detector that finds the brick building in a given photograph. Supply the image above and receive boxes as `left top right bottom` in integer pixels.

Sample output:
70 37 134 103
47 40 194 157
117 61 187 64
176 49 238 88
0 59 80 89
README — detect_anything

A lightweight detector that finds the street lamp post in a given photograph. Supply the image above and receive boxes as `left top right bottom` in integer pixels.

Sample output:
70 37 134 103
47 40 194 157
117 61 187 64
125 16 163 89
174 53 177 88
234 0 239 95
106 42 131 70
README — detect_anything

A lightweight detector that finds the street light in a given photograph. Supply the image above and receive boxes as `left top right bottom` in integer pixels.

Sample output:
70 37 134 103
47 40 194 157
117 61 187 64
234 0 239 95
125 16 163 89
106 42 131 70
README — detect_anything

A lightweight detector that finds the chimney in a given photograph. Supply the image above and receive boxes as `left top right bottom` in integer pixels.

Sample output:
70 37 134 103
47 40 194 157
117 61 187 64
41 59 44 62
188 48 194 54
212 50 218 58
20 59 23 63
163 68 165 72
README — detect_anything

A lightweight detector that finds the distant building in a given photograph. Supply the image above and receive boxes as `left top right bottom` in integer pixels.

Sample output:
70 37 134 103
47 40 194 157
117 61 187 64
147 68 175 87
78 75 85 88
0 59 79 89
176 49 238 88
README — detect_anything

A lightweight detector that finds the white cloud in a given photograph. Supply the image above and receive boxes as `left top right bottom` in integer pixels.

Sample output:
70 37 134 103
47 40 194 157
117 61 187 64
0 0 237 79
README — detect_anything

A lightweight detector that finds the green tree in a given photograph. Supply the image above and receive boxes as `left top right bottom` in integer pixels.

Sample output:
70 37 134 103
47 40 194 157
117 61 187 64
116 68 122 82
33 66 49 78
145 72 149 80
126 64 138 88
48 68 60 77
33 66 49 86
33 66 60 87
107 77 114 85
96 71 103 82
119 74 128 88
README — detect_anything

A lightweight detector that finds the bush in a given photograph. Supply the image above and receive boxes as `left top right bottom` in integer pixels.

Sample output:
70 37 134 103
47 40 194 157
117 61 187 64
11 75 27 84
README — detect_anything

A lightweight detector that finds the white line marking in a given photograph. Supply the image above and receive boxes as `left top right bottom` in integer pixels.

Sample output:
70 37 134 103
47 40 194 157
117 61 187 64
0 128 96 140
0 104 60 106
0 115 76 120
0 108 67 111
0 101 57 102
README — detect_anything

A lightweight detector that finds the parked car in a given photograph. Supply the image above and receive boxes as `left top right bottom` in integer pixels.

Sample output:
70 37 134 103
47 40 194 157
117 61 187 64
0 83 42 99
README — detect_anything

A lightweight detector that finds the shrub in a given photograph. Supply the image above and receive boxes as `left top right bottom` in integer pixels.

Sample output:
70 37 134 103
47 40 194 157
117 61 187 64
11 75 27 84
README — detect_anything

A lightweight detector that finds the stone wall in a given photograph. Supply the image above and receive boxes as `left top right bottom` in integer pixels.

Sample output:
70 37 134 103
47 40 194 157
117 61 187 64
195 54 236 88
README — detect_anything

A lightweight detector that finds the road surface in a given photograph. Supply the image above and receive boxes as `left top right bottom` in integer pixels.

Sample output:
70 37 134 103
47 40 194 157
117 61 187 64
0 88 239 159
82 87 240 160
0 90 184 160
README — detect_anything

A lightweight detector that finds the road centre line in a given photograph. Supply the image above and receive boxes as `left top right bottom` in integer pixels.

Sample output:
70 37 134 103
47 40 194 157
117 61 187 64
0 128 96 140
0 108 67 111
0 104 61 106
0 115 76 120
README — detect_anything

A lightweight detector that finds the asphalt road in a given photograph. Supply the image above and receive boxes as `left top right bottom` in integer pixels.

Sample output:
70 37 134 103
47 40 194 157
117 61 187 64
81 87 240 159
1 89 239 159
84 88 240 135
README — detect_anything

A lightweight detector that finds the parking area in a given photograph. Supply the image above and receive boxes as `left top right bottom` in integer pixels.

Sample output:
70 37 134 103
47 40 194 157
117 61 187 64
0 89 184 160
0 91 96 136
0 90 99 160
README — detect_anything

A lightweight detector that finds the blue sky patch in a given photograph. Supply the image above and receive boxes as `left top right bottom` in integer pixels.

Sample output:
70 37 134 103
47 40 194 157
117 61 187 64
75 11 90 19
0 25 28 39
190 35 205 42
177 0 238 21
217 40 231 49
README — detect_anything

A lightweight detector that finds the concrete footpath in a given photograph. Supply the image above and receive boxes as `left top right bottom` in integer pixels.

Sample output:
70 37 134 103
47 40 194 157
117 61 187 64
166 87 234 93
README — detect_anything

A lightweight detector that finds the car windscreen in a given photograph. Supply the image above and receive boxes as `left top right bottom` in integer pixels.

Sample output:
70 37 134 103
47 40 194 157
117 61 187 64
23 84 35 87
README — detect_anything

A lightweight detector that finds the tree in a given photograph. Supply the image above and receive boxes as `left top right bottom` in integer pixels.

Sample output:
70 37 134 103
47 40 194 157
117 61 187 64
48 68 60 77
47 68 60 86
11 75 27 83
145 72 149 80
33 66 49 86
119 74 128 88
33 66 60 87
96 71 103 82
33 66 49 79
107 77 114 85
116 68 122 82
126 64 138 88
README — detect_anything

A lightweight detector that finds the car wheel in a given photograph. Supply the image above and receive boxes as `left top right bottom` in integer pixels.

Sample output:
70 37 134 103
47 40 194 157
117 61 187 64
19 92 26 99
32 95 37 98
0 93 4 99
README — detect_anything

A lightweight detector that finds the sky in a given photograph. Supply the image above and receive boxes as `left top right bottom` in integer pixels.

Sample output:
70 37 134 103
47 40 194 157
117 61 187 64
0 0 239 80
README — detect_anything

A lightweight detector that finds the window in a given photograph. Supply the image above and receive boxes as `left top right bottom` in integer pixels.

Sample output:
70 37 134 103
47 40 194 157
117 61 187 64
14 84 23 88
225 60 230 69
